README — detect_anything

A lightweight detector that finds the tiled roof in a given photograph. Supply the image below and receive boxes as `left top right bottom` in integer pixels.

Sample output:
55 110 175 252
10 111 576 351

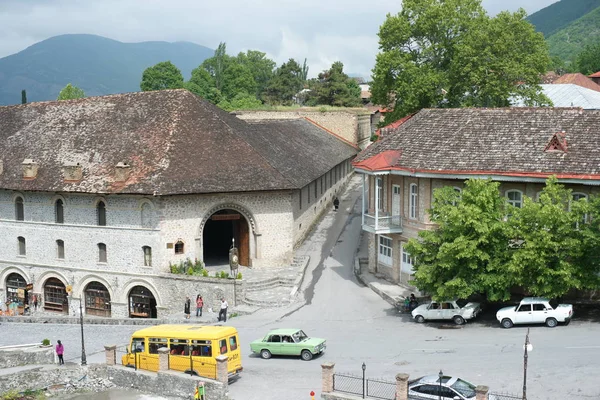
512 84 600 109
553 73 600 92
589 71 600 78
353 107 600 180
0 89 357 195
375 114 414 137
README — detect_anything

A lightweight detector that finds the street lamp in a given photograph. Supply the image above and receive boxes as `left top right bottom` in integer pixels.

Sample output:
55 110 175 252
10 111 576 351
362 362 366 399
438 369 443 400
79 298 87 366
523 328 532 400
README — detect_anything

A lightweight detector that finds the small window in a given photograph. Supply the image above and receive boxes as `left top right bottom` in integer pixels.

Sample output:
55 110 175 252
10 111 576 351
98 243 107 263
143 246 152 266
518 304 531 312
378 235 393 265
56 240 65 259
15 196 24 221
219 339 227 354
174 241 184 255
55 199 64 224
506 190 523 208
314 181 317 200
532 304 546 311
97 201 106 226
299 190 303 210
429 303 439 310
229 336 238 351
17 236 26 256
131 338 145 353
409 183 418 219
441 302 455 310
376 178 384 210
269 335 281 343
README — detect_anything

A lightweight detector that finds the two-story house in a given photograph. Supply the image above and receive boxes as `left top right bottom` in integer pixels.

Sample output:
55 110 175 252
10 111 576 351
353 107 600 286
0 89 357 318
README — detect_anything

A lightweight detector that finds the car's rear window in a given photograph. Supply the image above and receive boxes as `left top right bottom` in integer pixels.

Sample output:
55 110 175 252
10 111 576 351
451 378 476 398
456 299 468 308
548 299 558 309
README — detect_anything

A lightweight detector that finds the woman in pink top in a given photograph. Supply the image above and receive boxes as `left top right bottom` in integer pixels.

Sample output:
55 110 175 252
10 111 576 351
56 340 64 365
196 295 204 317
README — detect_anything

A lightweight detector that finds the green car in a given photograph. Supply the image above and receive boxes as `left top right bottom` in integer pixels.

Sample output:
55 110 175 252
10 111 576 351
250 328 326 361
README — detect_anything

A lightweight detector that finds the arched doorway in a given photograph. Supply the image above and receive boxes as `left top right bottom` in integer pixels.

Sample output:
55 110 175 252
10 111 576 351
84 282 111 317
203 209 249 266
128 286 157 319
43 278 68 314
5 273 27 315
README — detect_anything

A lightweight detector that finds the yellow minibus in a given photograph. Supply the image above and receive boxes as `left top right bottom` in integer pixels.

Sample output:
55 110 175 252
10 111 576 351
122 324 242 379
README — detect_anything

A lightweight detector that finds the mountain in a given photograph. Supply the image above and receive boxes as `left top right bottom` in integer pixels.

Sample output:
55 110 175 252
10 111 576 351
545 6 600 61
527 0 600 37
0 34 214 105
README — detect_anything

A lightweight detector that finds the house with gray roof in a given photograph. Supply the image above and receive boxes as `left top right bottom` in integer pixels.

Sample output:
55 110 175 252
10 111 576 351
512 84 600 109
352 107 600 285
0 89 357 319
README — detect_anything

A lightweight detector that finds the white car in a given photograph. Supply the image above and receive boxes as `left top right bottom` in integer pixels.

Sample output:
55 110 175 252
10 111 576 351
411 300 481 325
409 375 480 399
496 297 573 328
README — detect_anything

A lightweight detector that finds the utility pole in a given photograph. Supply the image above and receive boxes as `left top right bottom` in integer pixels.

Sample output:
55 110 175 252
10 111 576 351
523 328 531 400
79 299 87 366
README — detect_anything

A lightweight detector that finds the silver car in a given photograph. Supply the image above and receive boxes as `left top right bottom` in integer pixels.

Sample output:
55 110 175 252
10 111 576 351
409 375 478 399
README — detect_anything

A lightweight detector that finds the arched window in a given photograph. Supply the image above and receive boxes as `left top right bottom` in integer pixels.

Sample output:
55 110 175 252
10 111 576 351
506 190 523 208
174 240 184 255
141 203 153 228
56 240 65 259
15 196 24 221
142 246 152 267
97 201 106 226
409 183 418 219
55 199 64 224
98 243 107 263
17 236 26 256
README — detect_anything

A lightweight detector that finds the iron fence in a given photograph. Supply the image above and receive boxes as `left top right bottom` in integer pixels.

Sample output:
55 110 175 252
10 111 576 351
333 373 364 397
366 377 396 400
490 392 523 400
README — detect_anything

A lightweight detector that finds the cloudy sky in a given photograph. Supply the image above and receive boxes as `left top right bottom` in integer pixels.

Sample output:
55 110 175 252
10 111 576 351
0 0 557 77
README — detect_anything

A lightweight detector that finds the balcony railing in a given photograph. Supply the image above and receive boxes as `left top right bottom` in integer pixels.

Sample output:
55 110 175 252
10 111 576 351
363 212 403 234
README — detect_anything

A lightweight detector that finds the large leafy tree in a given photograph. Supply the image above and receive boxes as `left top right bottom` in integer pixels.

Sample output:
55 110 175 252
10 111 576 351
405 179 513 301
262 58 304 105
140 61 184 91
371 0 550 120
201 43 232 92
307 61 361 107
574 43 600 75
57 83 85 100
185 67 221 103
236 50 276 98
221 63 257 100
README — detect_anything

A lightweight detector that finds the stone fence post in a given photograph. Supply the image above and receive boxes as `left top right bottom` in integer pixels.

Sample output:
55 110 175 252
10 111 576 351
395 373 409 400
475 385 489 400
104 345 116 366
215 355 229 387
158 347 170 372
321 362 335 393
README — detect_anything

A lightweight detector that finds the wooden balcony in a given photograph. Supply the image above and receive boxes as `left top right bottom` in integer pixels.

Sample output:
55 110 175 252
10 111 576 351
362 212 403 234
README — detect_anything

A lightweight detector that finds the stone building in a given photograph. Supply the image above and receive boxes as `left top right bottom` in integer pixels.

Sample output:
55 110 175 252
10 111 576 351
353 107 600 285
233 108 373 149
0 89 357 318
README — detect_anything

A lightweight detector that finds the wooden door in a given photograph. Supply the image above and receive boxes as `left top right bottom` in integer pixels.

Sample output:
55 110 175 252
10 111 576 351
239 217 250 266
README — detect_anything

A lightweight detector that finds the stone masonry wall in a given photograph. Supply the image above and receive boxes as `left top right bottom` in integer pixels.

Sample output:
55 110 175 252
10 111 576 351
0 346 54 369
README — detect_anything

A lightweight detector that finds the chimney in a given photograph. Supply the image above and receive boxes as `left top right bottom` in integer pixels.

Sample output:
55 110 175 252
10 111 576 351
62 162 83 182
22 159 39 180
115 162 131 182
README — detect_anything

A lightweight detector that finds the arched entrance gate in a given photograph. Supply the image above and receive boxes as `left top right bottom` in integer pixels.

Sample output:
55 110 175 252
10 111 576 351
203 209 250 267
128 286 157 319
5 273 28 315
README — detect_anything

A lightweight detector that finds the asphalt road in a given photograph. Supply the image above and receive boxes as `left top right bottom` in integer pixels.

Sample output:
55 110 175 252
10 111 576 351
2 191 600 400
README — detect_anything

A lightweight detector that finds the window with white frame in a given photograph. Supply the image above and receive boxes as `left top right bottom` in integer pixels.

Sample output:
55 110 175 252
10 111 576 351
401 245 414 273
506 190 523 208
409 183 418 219
572 193 589 224
378 236 393 265
377 177 384 211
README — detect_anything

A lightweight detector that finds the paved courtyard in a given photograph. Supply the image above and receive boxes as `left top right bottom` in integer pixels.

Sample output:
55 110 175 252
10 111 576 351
2 178 600 400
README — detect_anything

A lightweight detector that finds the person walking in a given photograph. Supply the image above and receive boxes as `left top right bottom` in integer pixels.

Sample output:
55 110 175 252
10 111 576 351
218 298 228 322
184 296 191 319
333 196 340 211
56 340 64 365
195 294 204 317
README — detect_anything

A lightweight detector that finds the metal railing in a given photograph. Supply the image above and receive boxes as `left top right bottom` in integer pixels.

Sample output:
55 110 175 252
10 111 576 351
333 373 364 397
366 377 396 399
333 371 396 400
490 392 523 400
363 213 403 232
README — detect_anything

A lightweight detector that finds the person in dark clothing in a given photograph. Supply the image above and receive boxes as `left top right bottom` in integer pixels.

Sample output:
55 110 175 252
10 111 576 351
333 197 340 211
184 297 191 319
218 298 228 322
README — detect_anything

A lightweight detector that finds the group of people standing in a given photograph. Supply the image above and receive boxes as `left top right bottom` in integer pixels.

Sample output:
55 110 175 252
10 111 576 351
184 295 228 322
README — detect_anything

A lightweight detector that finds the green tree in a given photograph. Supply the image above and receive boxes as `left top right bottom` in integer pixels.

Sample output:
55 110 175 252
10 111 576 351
201 43 232 91
21 90 27 104
574 43 600 75
308 61 361 107
300 58 309 82
405 179 513 301
221 63 257 100
371 0 550 120
57 83 85 100
236 50 275 97
218 92 263 111
185 67 222 103
262 58 304 105
140 61 184 92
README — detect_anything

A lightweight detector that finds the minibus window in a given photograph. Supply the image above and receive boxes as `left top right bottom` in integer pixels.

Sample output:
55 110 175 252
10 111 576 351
229 336 238 351
132 338 145 353
219 339 227 354
170 339 189 356
149 338 168 354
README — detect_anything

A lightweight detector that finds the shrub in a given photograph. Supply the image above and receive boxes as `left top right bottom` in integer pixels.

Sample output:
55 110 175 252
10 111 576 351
187 267 194 275
202 269 209 277
41 339 50 346
236 272 242 280
220 271 229 279
169 258 206 275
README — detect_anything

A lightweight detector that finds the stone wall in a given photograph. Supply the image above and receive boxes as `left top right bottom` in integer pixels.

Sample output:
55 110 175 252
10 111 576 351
0 364 106 395
234 110 371 145
0 346 54 368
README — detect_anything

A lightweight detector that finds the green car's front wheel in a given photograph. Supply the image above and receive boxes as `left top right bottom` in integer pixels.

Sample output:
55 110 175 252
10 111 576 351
301 350 313 361
260 349 272 359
